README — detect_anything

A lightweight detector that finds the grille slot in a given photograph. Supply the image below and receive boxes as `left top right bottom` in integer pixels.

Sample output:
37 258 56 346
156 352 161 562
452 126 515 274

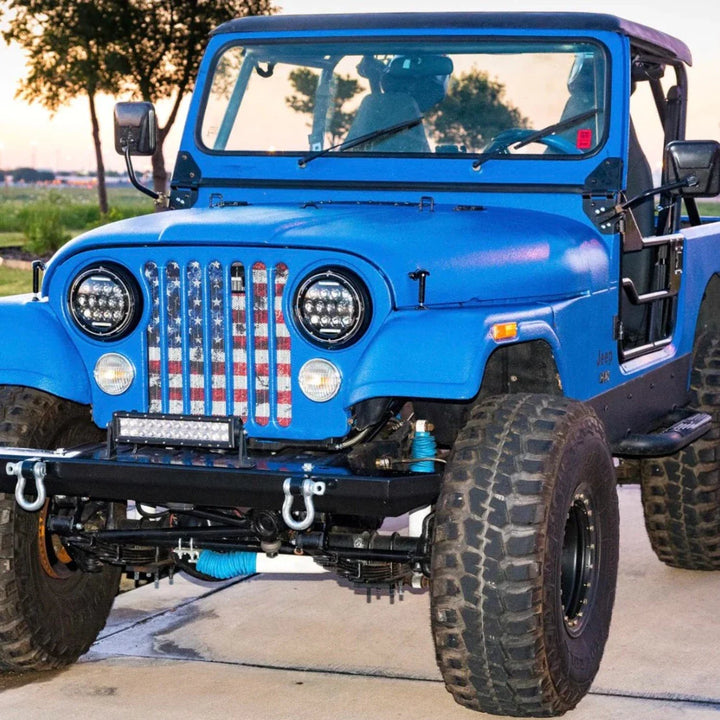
144 259 292 428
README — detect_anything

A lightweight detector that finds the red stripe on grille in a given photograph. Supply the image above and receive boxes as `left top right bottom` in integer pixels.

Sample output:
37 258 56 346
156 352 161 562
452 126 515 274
232 263 248 421
275 264 292 427
209 260 226 415
253 263 270 426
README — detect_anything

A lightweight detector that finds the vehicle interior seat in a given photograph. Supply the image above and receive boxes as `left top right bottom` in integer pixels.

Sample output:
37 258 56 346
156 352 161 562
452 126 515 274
344 92 430 153
557 52 604 147
345 54 453 153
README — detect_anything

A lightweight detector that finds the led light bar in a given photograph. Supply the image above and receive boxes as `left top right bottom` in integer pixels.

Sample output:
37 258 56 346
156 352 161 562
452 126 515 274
113 412 240 449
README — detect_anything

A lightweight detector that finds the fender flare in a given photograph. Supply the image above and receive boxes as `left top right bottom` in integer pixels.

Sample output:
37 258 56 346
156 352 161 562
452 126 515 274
0 296 91 403
347 306 561 404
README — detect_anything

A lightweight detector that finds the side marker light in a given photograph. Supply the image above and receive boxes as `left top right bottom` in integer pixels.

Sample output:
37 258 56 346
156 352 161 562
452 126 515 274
491 322 518 342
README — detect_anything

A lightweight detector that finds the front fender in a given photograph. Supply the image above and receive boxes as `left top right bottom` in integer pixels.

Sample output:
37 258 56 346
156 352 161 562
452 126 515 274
348 305 560 403
0 295 91 403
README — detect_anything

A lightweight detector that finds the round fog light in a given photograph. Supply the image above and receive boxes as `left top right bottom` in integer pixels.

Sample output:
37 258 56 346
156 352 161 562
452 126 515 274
299 359 341 402
94 353 134 395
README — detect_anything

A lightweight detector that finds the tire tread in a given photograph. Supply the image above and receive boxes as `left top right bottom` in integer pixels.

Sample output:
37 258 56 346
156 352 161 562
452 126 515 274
431 394 617 717
0 386 118 672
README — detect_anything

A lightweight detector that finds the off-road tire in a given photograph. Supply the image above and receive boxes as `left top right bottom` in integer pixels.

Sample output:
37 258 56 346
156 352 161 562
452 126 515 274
431 394 619 717
0 386 120 671
641 333 720 569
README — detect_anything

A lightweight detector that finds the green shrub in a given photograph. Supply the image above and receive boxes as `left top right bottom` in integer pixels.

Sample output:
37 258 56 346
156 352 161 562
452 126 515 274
0 186 154 238
20 197 71 255
84 206 131 230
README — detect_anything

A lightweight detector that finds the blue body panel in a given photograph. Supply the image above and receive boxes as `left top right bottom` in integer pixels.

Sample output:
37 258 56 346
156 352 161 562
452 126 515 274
0 296 91 403
3 15 720 445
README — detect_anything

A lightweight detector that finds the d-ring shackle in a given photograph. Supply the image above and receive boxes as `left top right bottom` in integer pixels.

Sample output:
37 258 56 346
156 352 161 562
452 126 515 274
6 459 47 512
282 477 326 531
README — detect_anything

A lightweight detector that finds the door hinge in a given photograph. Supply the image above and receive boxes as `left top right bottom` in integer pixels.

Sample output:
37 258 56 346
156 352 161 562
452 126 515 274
613 316 624 341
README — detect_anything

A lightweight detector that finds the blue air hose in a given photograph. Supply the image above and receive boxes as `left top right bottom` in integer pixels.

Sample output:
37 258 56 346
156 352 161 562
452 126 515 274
410 429 437 473
195 550 257 579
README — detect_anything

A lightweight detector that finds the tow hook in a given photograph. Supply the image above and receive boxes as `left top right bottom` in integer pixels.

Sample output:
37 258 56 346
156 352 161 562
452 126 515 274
6 459 47 512
282 477 326 531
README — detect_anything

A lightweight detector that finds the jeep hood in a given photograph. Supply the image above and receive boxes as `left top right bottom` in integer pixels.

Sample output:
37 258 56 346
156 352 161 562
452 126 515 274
48 203 609 307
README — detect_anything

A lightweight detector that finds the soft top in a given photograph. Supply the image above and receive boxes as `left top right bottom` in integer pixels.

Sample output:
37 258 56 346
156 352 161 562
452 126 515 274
212 12 692 66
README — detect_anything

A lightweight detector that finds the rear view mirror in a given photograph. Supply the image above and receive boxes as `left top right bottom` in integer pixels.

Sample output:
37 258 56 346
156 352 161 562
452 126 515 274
114 101 157 156
665 140 720 197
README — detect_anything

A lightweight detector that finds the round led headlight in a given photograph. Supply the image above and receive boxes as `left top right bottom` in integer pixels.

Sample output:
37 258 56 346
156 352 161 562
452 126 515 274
94 353 135 395
69 263 140 340
294 267 371 348
299 359 341 402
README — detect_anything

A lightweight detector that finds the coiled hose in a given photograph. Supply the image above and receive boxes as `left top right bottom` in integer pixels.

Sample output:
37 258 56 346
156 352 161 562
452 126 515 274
410 429 437 473
195 550 256 579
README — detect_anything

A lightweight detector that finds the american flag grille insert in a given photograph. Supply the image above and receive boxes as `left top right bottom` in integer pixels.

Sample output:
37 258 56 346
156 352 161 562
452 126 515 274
144 259 292 427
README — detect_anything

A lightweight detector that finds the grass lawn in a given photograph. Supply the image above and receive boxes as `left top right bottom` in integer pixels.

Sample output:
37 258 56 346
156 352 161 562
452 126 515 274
0 232 26 247
0 265 32 296
0 184 153 252
697 201 720 217
0 185 152 297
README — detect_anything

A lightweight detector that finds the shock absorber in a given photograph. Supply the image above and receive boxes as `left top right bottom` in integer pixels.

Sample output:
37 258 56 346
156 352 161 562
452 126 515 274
410 420 437 473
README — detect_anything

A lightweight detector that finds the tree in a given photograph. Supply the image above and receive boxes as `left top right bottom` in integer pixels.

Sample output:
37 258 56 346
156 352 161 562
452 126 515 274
13 167 55 183
3 1 277 208
3 0 123 214
286 68 362 145
426 68 528 152
111 0 276 195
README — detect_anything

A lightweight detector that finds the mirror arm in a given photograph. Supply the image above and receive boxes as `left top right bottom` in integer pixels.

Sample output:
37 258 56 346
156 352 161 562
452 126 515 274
123 144 162 202
622 176 697 212
597 175 697 226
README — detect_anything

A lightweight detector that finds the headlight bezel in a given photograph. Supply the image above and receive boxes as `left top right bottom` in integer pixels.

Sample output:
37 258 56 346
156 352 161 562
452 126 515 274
293 266 372 349
68 262 141 341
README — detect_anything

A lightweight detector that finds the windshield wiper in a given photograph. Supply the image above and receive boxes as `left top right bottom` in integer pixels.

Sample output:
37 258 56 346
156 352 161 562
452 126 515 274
471 108 599 170
298 116 424 168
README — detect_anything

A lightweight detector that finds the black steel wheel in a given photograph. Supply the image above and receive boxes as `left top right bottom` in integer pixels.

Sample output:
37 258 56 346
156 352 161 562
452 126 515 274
0 386 121 671
641 333 720 569
431 394 619 717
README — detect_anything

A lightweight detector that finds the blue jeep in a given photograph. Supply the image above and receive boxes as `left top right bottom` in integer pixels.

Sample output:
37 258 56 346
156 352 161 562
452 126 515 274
1 11 720 716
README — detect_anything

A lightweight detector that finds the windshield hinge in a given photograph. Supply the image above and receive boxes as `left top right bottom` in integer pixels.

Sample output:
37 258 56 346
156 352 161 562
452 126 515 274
169 151 202 209
583 158 624 234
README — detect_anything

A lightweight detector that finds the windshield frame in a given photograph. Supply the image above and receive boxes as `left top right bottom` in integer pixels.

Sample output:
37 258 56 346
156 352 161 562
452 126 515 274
194 34 611 164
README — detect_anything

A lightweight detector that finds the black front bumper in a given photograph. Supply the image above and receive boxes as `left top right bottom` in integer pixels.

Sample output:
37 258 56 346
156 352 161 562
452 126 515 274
0 444 442 517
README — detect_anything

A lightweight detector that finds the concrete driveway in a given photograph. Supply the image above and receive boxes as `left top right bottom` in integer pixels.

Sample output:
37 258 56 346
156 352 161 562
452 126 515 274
1 485 719 719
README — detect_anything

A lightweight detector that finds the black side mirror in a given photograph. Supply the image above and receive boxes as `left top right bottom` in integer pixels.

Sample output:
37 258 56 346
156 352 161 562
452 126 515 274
114 101 157 156
665 140 720 197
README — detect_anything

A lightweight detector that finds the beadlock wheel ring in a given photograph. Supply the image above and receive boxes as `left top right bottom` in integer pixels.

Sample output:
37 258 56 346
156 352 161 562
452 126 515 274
561 488 598 636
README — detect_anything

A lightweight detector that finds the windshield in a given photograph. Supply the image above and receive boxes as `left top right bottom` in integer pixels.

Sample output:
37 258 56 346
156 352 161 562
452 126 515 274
200 39 607 159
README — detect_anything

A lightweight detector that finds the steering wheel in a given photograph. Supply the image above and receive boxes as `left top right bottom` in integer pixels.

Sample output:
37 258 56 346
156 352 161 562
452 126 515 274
483 128 582 156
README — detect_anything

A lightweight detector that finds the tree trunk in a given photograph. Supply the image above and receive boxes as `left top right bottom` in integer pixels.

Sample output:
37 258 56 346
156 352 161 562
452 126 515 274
88 93 109 216
151 141 168 203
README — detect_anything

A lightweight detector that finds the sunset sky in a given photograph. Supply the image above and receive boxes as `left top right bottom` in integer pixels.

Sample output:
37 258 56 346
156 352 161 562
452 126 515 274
0 0 717 176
